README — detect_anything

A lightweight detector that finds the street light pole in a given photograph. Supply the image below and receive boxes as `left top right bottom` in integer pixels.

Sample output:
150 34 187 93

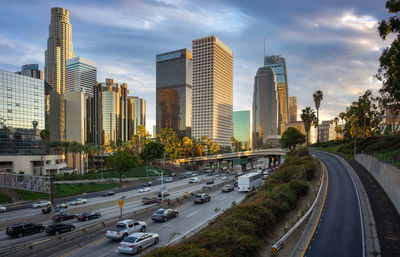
354 118 357 157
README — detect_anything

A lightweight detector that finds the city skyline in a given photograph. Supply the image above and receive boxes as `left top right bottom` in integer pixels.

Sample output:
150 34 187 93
0 0 388 133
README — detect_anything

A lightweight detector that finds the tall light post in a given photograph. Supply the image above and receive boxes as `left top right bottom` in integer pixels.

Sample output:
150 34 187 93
152 169 164 202
353 115 358 158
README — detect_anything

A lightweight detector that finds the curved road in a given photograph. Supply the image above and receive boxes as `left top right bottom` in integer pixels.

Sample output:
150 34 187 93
305 151 364 257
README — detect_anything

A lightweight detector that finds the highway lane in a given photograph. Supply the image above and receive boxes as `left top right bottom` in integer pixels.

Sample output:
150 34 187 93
305 151 363 257
54 189 246 257
0 174 235 250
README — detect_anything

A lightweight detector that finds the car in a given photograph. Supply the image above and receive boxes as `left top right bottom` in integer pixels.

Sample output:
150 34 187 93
139 187 151 193
6 223 45 237
222 184 234 192
55 203 68 209
120 195 128 200
52 212 76 222
32 200 51 208
141 197 160 205
180 174 187 179
118 232 159 254
206 169 214 173
206 180 214 185
202 185 211 191
215 174 221 177
70 198 87 206
107 178 117 182
106 220 147 240
169 173 176 177
77 211 101 221
164 177 173 182
194 193 211 204
46 223 75 235
191 173 198 177
206 172 214 176
102 191 115 197
222 176 229 180
142 181 153 187
185 171 193 176
151 208 178 222
157 190 170 198
0 206 6 213
188 177 199 183
41 206 51 214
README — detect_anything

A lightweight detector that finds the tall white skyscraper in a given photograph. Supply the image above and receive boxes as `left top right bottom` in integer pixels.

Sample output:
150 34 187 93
66 57 97 96
191 35 233 147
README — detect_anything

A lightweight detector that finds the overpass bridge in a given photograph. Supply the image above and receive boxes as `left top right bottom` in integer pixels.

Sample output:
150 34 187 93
177 149 289 172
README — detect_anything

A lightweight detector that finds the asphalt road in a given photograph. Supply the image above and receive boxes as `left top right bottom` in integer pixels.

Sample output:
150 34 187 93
53 188 246 257
305 152 363 257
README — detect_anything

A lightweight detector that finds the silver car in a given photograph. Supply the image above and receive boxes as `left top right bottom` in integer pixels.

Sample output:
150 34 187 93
118 232 159 254
32 200 51 208
70 198 87 206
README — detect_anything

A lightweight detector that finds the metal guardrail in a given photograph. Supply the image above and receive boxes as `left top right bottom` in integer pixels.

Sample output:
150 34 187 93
0 179 233 256
271 160 326 255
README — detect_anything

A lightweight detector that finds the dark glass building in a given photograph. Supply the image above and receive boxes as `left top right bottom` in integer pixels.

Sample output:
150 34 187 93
233 110 250 150
252 67 280 149
156 49 192 138
18 64 43 80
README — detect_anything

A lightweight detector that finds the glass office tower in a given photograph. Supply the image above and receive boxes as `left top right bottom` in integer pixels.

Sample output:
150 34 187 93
0 70 45 154
252 66 279 149
264 55 288 135
233 110 250 150
156 49 192 137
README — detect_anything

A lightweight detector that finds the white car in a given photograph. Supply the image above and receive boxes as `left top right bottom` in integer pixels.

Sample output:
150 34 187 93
139 187 151 193
189 177 199 183
118 232 159 254
164 178 173 182
0 206 6 213
107 220 147 240
222 176 229 180
70 198 87 206
32 200 51 208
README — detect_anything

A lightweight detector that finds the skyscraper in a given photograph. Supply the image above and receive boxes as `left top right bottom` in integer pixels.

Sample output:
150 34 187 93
156 49 192 137
45 7 75 95
19 64 43 80
127 96 146 137
66 57 96 96
264 55 288 135
252 66 279 149
233 110 251 151
192 35 233 147
289 96 297 122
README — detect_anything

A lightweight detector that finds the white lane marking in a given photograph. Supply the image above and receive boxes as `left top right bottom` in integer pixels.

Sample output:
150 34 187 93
219 197 227 201
186 210 200 218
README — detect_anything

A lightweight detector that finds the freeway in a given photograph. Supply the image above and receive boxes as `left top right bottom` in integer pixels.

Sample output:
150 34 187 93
0 172 238 251
304 151 363 257
53 188 246 257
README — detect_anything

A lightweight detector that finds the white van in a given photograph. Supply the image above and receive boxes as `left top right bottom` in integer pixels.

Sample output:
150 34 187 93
188 177 199 183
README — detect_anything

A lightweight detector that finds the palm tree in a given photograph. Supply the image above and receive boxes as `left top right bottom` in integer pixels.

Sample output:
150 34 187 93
312 90 324 144
301 107 317 147
83 143 94 173
339 112 346 125
69 142 80 173
40 129 50 175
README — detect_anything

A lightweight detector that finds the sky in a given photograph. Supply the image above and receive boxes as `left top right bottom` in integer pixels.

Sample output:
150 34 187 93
0 0 391 134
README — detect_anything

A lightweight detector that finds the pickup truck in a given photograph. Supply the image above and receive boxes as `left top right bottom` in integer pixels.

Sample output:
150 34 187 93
106 219 147 240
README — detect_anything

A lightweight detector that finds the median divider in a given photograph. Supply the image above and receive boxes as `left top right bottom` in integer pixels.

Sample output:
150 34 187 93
0 179 234 257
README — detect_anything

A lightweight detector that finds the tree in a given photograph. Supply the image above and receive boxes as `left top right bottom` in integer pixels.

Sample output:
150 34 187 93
140 141 165 164
230 136 239 152
377 0 400 121
106 150 138 182
181 137 192 159
339 112 346 125
313 90 324 144
300 107 317 146
281 127 306 151
40 129 50 175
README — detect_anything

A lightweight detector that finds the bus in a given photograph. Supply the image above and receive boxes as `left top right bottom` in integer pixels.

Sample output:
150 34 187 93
237 172 263 192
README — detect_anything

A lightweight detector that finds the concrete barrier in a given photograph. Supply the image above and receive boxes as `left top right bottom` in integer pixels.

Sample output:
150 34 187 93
356 154 400 214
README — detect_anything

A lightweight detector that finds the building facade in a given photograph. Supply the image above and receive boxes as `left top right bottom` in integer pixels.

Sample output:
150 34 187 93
289 96 297 122
64 91 84 143
252 66 280 149
19 64 43 80
319 120 332 143
264 55 289 135
93 79 130 145
233 110 251 151
192 35 233 147
156 49 192 137
0 70 45 155
45 7 75 95
66 57 96 96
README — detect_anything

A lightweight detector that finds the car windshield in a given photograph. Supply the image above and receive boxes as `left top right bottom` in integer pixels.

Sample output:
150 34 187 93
116 224 126 229
155 210 165 215
123 236 138 243
195 194 202 197
81 213 87 216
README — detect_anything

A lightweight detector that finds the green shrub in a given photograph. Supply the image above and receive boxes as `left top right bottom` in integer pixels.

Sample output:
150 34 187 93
13 189 48 201
0 193 13 204
289 180 309 197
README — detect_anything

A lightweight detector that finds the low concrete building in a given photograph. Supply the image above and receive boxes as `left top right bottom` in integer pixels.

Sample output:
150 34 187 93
0 155 66 175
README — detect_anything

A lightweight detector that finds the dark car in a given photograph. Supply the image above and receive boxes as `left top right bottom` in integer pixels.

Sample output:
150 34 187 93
222 184 234 192
141 197 160 205
169 173 176 177
206 180 214 185
194 193 211 204
6 223 45 238
142 181 152 187
52 212 76 222
102 191 115 197
46 223 75 235
151 208 178 222
77 211 101 221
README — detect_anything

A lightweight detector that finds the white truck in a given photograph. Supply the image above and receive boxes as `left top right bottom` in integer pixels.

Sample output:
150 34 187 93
106 219 147 240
